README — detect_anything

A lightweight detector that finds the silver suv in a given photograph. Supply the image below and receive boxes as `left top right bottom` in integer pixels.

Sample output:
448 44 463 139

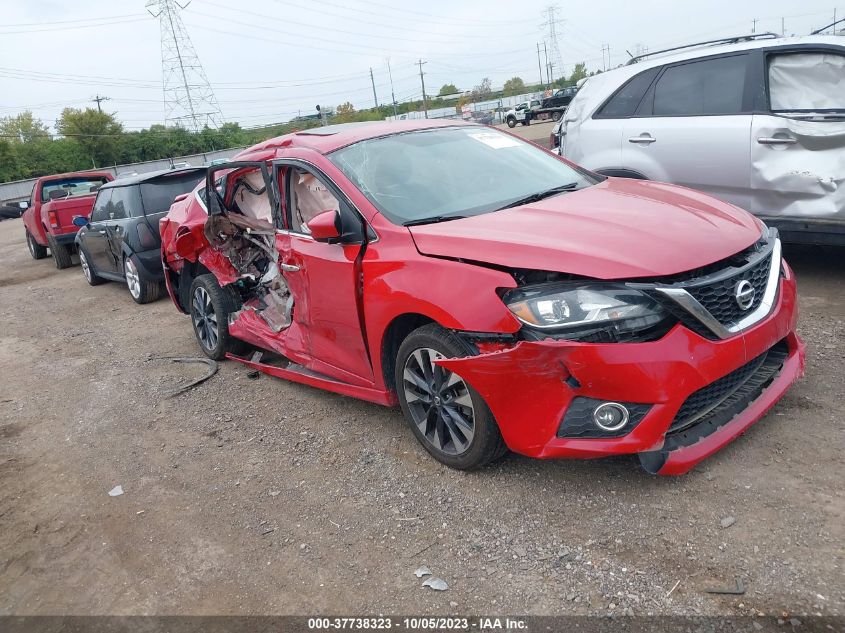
561 34 845 244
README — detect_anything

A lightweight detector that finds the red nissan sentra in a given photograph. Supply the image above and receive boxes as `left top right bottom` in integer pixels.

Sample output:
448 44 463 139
160 120 804 475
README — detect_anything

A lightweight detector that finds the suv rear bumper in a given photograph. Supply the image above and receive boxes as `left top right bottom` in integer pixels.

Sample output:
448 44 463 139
437 272 803 475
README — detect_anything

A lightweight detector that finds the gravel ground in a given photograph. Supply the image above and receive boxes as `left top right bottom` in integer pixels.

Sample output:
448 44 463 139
0 212 842 617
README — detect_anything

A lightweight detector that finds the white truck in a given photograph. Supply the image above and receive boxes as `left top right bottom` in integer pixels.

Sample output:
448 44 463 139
504 99 541 128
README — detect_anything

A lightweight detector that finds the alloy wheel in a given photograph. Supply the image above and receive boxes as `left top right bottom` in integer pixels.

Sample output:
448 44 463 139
192 286 218 351
80 251 92 283
125 257 141 299
402 347 475 455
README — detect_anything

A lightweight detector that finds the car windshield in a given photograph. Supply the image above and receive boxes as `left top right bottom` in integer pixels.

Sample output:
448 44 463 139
328 126 595 225
41 177 110 202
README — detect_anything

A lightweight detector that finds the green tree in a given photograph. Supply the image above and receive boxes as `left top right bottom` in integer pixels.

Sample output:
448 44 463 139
502 76 526 96
56 108 123 168
438 83 459 96
569 62 588 84
0 111 50 144
471 77 492 101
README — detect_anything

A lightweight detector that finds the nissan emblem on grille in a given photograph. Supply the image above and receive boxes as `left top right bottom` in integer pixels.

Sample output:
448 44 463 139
735 279 755 311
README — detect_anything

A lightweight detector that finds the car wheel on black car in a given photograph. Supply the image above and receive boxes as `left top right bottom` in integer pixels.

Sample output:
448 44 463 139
78 247 106 286
124 254 161 304
26 230 48 260
552 111 562 121
46 233 73 269
189 274 246 360
395 324 508 470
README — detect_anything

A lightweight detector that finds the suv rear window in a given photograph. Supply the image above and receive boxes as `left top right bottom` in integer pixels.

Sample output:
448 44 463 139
595 67 660 118
652 54 748 116
140 171 205 214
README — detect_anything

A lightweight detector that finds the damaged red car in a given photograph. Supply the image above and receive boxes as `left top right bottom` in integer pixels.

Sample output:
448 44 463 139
160 120 804 475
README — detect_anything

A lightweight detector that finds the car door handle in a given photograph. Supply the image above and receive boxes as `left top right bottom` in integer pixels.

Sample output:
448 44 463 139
628 134 656 144
757 136 797 145
97 230 107 234
280 263 300 272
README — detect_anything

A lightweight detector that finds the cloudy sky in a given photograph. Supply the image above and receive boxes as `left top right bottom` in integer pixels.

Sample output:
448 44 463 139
0 0 841 131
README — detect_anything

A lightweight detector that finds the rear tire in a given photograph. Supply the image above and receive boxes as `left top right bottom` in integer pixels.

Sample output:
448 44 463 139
26 231 48 260
395 324 508 470
46 233 73 269
189 274 246 360
79 246 106 286
124 254 161 304
552 110 562 121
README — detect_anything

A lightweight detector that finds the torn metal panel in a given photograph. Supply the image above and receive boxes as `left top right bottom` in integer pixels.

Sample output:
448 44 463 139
202 211 295 333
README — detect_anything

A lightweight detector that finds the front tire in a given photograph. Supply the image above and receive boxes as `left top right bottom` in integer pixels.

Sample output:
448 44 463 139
46 233 73 269
26 231 48 260
189 274 245 360
124 254 161 304
506 117 516 128
552 110 562 121
395 324 508 470
79 246 106 286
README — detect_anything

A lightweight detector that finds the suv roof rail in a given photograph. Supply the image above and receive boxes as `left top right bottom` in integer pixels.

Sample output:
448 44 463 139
625 32 780 65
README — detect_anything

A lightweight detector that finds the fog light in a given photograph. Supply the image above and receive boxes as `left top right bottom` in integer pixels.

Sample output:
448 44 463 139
593 402 629 432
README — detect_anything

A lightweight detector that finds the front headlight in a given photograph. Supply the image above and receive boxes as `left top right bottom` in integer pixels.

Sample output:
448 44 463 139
504 283 667 333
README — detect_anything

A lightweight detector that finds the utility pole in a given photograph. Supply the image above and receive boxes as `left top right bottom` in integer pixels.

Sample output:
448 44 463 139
91 94 110 113
417 59 428 119
536 43 544 87
751 18 758 33
543 41 549 86
369 67 379 108
386 58 398 118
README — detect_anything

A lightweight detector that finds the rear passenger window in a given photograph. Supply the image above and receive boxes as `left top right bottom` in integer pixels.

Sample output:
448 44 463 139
108 186 140 220
768 52 845 111
90 190 111 222
595 67 660 118
653 55 748 116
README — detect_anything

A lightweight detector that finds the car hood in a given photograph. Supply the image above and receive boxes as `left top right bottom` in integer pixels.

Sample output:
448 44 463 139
407 178 763 279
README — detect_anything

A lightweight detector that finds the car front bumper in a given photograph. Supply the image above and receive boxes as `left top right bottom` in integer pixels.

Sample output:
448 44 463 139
437 270 804 475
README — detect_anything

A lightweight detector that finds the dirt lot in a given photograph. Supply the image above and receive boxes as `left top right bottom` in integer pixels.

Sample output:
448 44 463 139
0 208 843 617
496 119 556 147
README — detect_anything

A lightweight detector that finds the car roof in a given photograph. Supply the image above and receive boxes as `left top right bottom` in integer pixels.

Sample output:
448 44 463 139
236 119 484 159
38 170 113 182
571 35 844 117
100 167 206 189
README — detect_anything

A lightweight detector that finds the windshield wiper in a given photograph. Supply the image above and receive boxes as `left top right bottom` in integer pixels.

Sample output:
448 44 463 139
497 182 580 210
403 214 467 227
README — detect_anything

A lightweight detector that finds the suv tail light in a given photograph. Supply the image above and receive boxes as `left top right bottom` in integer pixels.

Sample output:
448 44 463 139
48 210 59 228
137 222 158 250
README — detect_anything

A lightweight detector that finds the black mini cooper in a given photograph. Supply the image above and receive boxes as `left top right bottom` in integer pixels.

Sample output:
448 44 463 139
74 168 206 303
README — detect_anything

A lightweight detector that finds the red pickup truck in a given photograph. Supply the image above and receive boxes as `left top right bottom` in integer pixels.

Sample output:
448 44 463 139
23 171 114 269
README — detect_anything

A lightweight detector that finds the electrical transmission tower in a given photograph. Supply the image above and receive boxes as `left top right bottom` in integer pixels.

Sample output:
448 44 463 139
146 0 224 131
542 5 564 84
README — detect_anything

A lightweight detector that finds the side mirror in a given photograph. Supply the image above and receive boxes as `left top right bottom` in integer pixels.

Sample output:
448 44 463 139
72 216 89 228
306 210 342 242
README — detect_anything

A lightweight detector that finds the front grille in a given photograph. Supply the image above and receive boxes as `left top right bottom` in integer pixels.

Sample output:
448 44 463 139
685 252 771 328
664 339 789 449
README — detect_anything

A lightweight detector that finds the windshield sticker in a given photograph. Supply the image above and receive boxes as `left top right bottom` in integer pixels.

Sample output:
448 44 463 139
468 132 521 149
